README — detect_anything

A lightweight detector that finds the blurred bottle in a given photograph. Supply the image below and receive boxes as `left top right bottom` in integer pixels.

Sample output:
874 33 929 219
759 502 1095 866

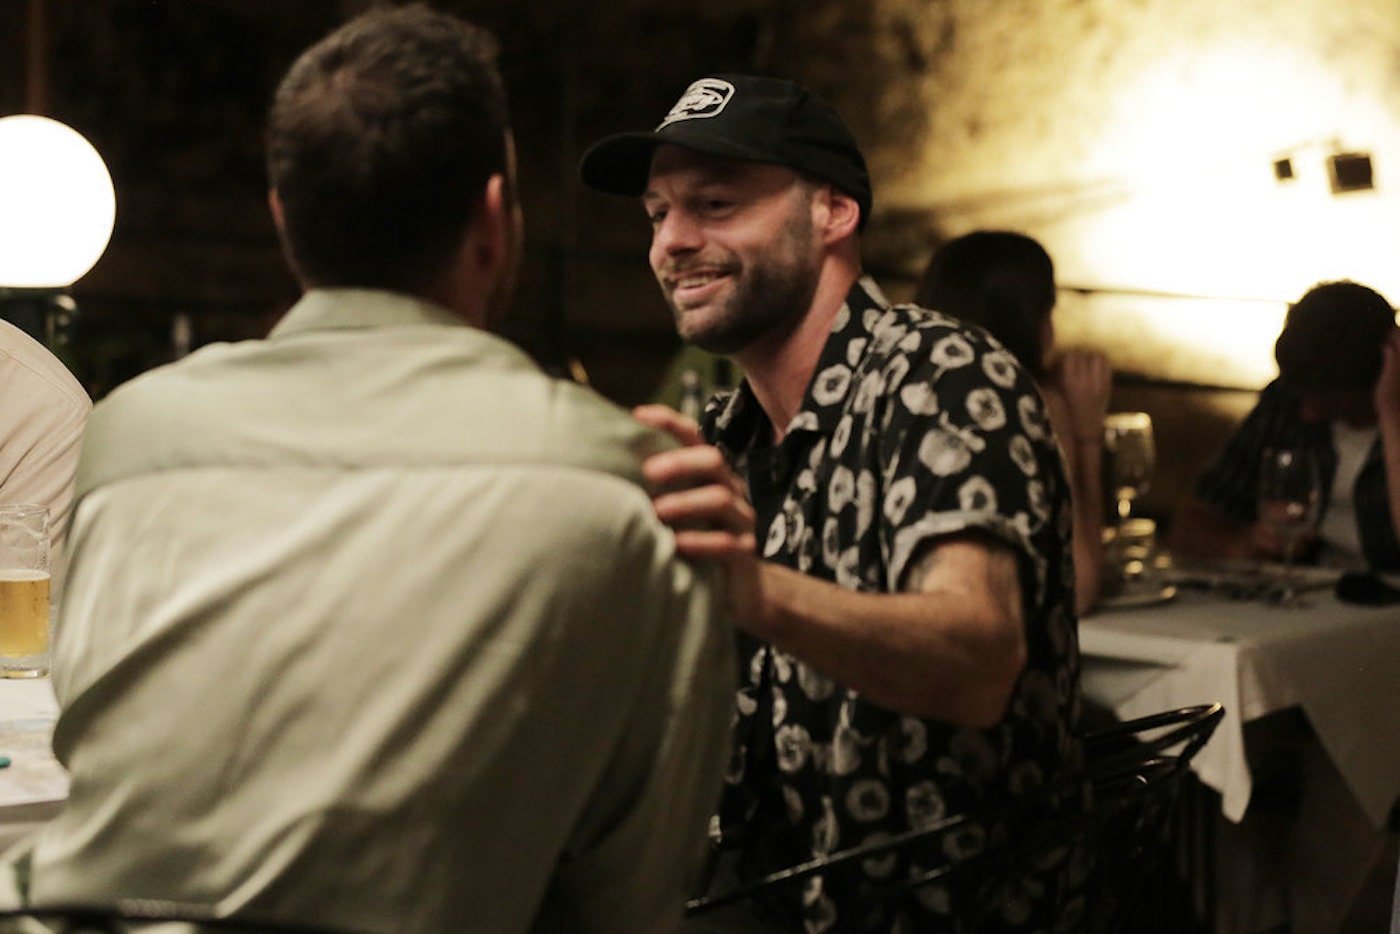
171 311 192 360
713 358 734 391
679 369 703 421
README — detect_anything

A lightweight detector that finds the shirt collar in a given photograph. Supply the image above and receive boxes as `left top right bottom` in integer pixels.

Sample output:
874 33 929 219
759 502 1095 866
269 288 471 340
709 275 891 454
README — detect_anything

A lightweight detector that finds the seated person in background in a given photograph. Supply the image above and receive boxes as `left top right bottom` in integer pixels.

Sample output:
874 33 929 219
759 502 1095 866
0 317 90 594
915 230 1112 614
1 7 733 933
1169 280 1400 571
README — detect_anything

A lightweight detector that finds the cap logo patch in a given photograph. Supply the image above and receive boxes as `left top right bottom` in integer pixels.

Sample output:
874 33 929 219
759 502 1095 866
657 78 735 129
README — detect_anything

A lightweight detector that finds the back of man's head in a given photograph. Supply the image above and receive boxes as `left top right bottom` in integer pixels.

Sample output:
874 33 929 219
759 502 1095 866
1275 280 1396 392
267 4 509 294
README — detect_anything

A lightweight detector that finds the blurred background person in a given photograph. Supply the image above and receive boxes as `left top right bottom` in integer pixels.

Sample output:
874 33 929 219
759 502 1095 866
0 316 90 595
1169 279 1400 571
916 230 1112 614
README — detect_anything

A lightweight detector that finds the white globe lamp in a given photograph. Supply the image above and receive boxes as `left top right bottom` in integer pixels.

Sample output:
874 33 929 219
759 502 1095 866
0 114 116 289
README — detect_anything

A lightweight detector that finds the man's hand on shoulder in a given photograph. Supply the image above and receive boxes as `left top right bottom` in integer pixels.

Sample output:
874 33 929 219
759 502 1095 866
632 404 764 627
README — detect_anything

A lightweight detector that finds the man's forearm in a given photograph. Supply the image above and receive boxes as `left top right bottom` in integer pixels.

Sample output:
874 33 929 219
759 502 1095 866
1068 437 1105 615
745 541 1026 727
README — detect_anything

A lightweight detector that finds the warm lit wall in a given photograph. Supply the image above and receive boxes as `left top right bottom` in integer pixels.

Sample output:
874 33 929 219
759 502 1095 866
862 0 1400 389
9 0 1400 518
761 0 1400 517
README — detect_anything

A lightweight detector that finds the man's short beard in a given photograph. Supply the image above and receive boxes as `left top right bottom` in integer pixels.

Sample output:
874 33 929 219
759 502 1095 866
674 203 819 356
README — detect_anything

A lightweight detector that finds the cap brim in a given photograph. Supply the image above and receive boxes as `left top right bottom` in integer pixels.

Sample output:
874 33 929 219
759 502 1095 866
578 129 783 197
578 132 663 197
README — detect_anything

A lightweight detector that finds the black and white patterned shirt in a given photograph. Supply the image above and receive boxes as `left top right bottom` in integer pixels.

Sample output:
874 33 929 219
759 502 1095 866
702 277 1084 933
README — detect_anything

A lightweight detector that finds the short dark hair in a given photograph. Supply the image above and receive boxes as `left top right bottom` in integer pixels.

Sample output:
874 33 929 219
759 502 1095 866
914 231 1056 378
1275 280 1396 392
266 4 510 291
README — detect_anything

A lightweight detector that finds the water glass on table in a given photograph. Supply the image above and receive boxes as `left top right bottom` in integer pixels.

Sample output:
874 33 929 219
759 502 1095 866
0 504 51 678
1104 412 1155 523
1257 447 1321 605
1105 516 1158 582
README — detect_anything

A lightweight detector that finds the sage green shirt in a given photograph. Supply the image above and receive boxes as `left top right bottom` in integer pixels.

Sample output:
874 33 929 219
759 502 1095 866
14 290 734 933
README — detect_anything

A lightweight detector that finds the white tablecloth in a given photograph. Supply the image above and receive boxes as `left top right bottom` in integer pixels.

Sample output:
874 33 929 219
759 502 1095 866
1081 583 1400 933
1080 585 1400 826
0 679 65 854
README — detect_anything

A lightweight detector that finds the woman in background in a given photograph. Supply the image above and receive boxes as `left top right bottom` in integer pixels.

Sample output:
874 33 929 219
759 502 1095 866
915 230 1112 615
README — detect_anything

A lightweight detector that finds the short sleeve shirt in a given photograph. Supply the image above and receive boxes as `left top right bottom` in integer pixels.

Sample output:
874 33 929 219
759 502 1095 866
701 278 1084 932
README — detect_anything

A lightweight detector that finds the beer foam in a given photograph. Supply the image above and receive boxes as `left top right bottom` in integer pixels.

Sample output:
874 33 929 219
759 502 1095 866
0 568 49 582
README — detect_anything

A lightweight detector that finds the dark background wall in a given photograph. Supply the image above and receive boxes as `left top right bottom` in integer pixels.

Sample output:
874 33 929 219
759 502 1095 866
7 0 1400 521
4 0 791 404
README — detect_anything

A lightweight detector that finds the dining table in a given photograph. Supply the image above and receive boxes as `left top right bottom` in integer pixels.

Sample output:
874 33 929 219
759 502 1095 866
1080 562 1400 934
0 566 1395 931
0 678 65 856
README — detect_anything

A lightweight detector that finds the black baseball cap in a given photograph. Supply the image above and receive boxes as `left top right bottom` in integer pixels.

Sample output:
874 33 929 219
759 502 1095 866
579 74 872 229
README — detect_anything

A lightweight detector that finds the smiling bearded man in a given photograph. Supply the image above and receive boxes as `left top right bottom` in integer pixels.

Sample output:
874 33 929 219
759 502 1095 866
650 160 820 356
581 74 1086 933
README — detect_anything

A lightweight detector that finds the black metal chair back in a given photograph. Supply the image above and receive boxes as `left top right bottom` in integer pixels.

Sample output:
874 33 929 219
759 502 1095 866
0 900 358 934
686 703 1224 932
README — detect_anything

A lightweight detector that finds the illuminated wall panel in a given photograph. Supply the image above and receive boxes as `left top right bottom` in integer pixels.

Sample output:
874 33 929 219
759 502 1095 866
850 0 1400 388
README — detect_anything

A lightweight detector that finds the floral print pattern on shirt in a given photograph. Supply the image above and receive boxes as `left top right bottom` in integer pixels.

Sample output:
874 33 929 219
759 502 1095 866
701 277 1084 933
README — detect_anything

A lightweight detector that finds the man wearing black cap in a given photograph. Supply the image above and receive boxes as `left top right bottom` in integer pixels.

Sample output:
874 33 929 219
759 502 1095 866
581 75 1083 931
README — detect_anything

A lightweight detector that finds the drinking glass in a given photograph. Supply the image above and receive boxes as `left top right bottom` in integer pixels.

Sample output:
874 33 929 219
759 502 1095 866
0 504 51 678
1105 516 1158 583
1104 412 1156 523
1257 447 1321 605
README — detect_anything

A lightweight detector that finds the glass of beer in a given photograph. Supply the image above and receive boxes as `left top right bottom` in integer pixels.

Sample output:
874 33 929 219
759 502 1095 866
0 504 51 678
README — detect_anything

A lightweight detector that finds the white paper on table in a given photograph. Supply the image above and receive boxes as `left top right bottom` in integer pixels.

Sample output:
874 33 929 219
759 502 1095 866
0 717 67 808
0 681 66 809
0 681 58 721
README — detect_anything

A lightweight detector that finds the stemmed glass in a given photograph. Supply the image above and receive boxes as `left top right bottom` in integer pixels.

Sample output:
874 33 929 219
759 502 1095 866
1104 412 1156 524
1257 447 1321 605
1102 412 1157 585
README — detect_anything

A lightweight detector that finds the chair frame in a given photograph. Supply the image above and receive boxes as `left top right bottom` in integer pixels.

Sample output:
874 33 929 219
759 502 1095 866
685 702 1224 926
0 899 355 933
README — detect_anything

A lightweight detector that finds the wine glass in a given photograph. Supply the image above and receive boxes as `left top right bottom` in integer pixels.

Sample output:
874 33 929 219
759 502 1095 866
1257 447 1321 605
1104 412 1156 524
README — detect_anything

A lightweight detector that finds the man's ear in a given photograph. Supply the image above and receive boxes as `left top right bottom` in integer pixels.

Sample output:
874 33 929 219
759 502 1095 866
469 173 510 276
268 188 286 232
815 185 861 245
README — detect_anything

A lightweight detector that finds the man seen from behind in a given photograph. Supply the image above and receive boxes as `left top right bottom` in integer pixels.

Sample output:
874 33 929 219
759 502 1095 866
3 8 733 932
